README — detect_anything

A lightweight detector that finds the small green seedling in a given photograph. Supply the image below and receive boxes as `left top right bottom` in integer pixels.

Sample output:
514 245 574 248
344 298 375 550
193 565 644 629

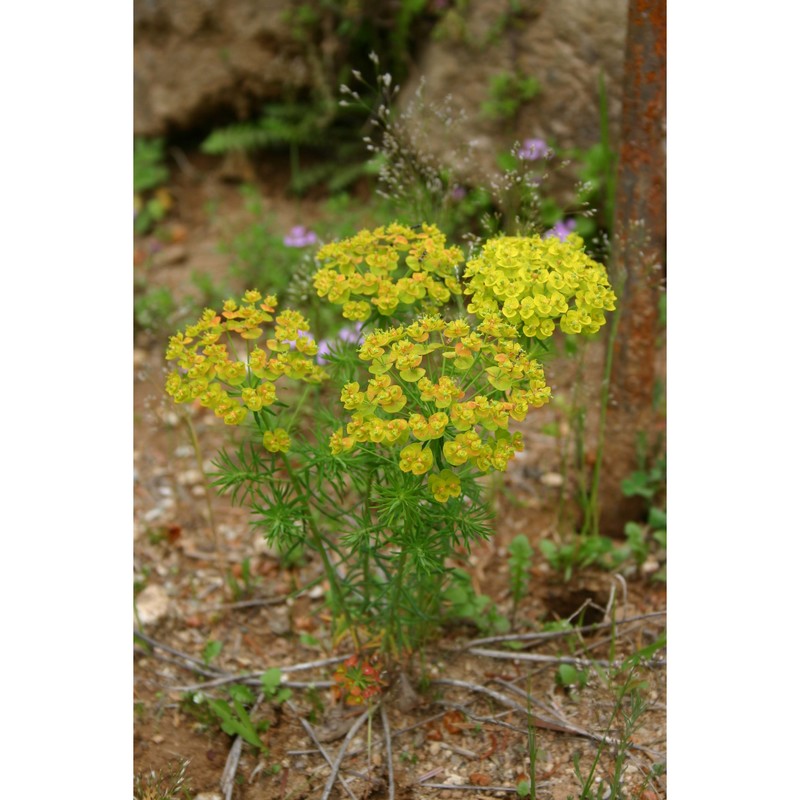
444 568 509 634
208 684 270 754
202 639 222 667
508 534 534 626
556 663 589 691
516 779 532 798
226 557 257 600
261 667 292 704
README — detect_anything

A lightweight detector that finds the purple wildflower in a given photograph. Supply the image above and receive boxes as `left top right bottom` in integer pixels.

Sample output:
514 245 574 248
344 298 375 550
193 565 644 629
283 329 314 350
543 219 577 242
517 138 549 161
450 185 467 201
316 339 332 365
338 322 364 344
283 225 319 248
316 323 364 364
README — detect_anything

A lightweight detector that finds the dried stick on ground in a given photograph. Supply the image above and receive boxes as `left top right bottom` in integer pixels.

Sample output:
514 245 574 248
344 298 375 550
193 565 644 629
287 701 359 800
491 678 666 761
135 646 224 680
431 678 623 747
468 647 665 670
380 704 395 800
432 679 575 733
320 709 370 800
135 632 350 692
195 596 288 612
134 629 226 675
418 782 520 793
464 611 666 648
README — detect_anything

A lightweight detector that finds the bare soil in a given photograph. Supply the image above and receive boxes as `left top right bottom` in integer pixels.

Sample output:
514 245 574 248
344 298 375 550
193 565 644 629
134 154 666 800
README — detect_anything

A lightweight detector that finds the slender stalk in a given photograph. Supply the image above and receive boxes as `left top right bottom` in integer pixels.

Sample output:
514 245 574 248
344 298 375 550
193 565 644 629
279 452 361 650
387 544 409 657
180 410 227 588
361 473 374 610
285 383 312 434
526 675 537 800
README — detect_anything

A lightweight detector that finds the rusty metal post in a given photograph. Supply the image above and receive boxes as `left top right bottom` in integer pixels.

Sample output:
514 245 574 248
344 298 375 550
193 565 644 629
598 0 666 535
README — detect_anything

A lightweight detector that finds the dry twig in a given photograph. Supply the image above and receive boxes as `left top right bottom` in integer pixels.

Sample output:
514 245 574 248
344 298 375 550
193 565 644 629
287 701 359 800
134 630 225 675
320 709 370 800
380 704 395 800
464 610 666 648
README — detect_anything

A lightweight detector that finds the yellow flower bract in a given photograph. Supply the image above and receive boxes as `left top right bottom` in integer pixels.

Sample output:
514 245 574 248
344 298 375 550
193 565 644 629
464 234 616 339
164 291 327 451
329 314 550 502
314 223 463 321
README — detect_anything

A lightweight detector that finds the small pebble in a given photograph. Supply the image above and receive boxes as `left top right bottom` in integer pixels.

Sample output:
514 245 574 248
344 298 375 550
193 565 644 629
135 584 171 625
151 244 188 267
143 507 165 523
177 469 204 486
641 557 660 574
540 472 564 488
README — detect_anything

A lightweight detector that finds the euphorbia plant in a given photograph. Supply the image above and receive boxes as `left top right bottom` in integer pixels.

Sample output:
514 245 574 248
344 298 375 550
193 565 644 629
165 223 615 664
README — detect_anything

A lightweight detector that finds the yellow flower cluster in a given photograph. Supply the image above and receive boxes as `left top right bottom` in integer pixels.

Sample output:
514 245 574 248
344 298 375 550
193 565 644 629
328 314 551 501
164 290 327 448
313 223 463 321
463 234 617 339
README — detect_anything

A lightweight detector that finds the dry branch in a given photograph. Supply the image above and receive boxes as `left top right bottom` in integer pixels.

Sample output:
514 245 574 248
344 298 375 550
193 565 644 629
320 709 370 800
380 704 395 800
464 611 666 648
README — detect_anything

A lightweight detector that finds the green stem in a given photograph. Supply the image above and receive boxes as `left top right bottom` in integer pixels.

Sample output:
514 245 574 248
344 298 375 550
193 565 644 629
279 452 361 650
180 410 227 589
362 473 374 610
285 383 312 433
387 544 409 657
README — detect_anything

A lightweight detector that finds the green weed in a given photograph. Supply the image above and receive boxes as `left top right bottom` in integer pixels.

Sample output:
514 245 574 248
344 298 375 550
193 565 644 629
133 758 191 800
508 534 534 627
134 138 172 234
481 71 541 121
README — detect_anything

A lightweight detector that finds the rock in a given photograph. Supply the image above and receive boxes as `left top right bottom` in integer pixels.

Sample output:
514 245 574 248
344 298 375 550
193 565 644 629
176 468 204 486
540 471 564 488
193 794 223 800
135 583 171 625
151 244 188 268
266 606 291 636
135 0 626 179
134 0 311 135
133 348 148 368
400 0 627 187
